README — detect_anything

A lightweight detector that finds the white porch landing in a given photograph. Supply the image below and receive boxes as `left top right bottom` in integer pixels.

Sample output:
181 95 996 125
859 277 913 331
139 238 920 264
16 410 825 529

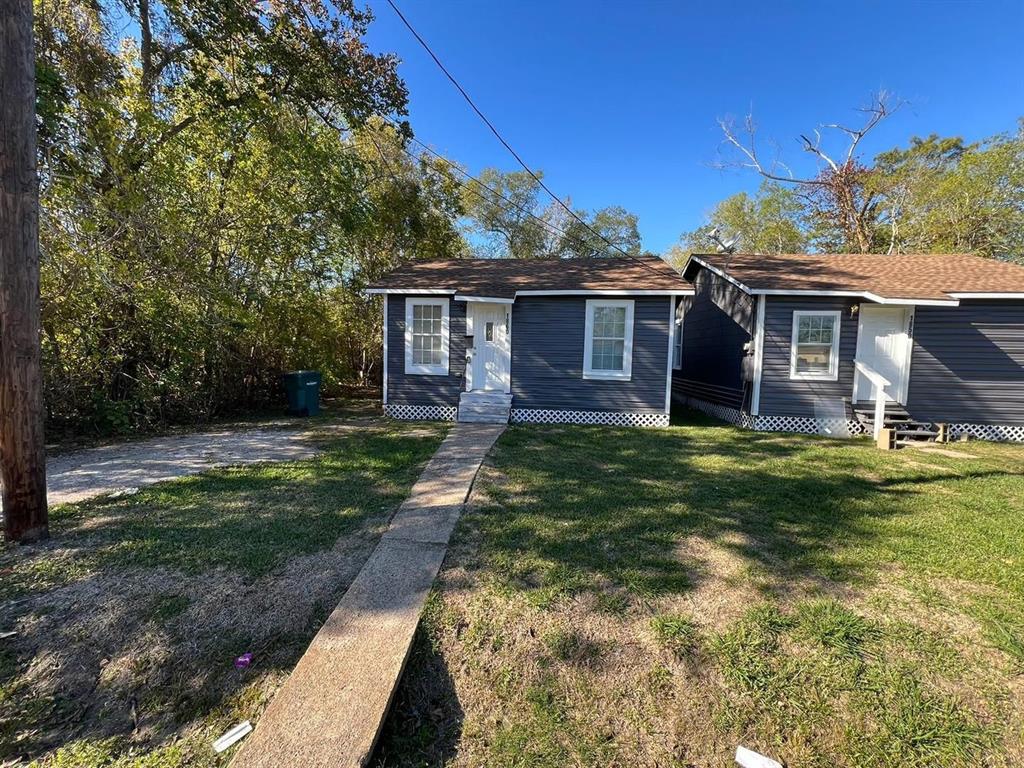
458 391 511 424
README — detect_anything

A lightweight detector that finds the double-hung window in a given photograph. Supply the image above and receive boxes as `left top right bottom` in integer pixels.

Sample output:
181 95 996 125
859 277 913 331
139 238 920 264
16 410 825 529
583 299 634 380
405 298 449 375
790 310 841 380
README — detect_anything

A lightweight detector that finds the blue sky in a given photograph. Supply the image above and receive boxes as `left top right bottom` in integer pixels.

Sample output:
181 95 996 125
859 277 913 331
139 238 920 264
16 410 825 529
364 0 1024 255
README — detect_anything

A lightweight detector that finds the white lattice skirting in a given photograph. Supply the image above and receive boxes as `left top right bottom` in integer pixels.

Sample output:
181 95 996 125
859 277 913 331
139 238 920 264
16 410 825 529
384 403 457 421
751 414 866 437
682 397 866 437
510 409 670 428
681 397 751 428
948 423 1024 442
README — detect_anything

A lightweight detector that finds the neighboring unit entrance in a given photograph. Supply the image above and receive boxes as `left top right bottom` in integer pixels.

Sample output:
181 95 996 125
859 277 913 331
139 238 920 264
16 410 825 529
853 305 913 403
466 302 511 392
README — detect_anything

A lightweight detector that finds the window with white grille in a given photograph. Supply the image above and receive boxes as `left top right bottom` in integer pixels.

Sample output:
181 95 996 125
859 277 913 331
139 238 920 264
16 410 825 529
583 299 634 380
404 298 449 375
790 310 841 380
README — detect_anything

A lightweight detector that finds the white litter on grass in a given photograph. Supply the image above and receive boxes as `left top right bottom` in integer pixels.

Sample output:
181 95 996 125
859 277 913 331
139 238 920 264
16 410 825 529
213 721 252 753
736 745 783 768
108 487 139 498
0 631 17 640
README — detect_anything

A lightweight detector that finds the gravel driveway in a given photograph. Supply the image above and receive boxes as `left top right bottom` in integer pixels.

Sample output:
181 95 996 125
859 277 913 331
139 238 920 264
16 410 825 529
42 422 363 506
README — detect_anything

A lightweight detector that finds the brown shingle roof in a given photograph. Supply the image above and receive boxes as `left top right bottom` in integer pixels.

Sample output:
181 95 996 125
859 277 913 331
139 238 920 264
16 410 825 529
367 256 690 298
686 253 1024 302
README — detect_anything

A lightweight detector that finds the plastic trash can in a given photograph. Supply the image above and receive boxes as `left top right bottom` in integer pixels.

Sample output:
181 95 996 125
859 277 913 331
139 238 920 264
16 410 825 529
282 370 321 416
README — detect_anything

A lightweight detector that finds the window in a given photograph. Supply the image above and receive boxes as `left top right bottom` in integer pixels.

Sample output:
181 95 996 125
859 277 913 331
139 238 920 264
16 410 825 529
485 321 494 342
790 310 841 380
673 302 684 370
583 299 634 380
404 298 449 375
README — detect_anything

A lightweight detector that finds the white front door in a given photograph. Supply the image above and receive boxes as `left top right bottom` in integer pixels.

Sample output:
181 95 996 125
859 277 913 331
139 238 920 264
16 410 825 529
467 303 511 392
853 305 913 403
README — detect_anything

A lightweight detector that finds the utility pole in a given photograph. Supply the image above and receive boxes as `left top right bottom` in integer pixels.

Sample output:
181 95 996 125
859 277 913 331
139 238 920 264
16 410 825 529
1 0 49 541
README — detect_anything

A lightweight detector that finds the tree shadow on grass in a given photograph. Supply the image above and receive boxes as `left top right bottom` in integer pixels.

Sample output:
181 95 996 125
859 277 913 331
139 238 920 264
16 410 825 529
0 425 446 763
371 624 464 768
460 415 1020 606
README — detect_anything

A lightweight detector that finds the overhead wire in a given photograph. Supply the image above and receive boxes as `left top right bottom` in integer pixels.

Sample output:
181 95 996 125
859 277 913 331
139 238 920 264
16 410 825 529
383 0 677 278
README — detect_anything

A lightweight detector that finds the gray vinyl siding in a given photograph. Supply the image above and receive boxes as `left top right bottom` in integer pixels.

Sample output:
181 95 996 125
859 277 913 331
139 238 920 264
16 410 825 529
511 296 670 413
673 266 754 409
906 301 1024 424
758 296 859 417
386 294 465 407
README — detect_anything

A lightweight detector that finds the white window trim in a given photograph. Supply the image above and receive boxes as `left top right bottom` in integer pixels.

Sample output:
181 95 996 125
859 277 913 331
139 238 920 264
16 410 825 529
789 310 841 381
404 297 450 376
672 302 684 370
382 298 389 404
583 299 634 381
750 295 766 415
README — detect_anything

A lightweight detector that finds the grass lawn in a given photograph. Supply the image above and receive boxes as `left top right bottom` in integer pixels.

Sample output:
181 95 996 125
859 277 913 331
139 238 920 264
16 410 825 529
375 410 1024 768
0 418 447 767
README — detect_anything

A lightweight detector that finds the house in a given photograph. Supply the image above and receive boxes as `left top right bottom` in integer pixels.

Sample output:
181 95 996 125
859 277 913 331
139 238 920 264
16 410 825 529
675 252 1024 442
366 256 693 426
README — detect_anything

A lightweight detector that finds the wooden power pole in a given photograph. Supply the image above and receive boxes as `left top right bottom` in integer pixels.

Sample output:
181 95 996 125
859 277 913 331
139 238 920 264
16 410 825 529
1 0 49 541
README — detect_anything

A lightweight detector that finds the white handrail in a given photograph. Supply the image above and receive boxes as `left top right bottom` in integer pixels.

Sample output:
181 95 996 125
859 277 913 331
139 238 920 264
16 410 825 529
854 360 891 441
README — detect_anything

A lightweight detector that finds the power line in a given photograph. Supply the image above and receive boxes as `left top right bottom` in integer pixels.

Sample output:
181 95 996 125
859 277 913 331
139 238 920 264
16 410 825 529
378 118 605 255
384 0 670 274
296 4 620 258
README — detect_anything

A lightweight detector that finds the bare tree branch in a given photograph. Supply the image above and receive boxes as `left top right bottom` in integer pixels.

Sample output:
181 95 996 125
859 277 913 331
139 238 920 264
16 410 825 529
716 115 822 185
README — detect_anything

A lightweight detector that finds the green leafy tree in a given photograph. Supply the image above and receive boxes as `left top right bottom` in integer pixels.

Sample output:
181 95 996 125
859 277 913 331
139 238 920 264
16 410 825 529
555 205 642 258
671 182 808 263
874 127 1024 261
461 168 643 259
460 168 557 258
35 0 464 435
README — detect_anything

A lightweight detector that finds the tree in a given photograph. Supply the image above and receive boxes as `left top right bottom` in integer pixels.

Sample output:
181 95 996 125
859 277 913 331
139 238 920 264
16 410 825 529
34 0 464 437
460 168 556 258
461 168 644 259
1 0 49 540
873 127 1024 261
554 205 642 258
717 92 897 252
672 182 808 262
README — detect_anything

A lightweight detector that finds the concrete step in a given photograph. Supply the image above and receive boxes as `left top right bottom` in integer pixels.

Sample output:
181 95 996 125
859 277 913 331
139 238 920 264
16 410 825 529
458 410 509 424
459 402 509 413
460 391 512 406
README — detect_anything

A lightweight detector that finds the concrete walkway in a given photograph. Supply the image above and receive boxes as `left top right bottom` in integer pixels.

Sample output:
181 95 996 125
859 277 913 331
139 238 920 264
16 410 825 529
230 423 505 768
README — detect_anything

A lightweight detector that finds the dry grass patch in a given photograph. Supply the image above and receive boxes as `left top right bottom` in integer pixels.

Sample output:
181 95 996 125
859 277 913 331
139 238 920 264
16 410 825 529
0 420 446 767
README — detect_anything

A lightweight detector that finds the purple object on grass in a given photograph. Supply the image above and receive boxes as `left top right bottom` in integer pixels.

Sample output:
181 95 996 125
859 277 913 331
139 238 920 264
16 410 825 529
234 652 253 670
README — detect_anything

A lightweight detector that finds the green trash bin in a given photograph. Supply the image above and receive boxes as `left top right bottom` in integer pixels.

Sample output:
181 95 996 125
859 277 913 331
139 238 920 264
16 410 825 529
282 370 321 416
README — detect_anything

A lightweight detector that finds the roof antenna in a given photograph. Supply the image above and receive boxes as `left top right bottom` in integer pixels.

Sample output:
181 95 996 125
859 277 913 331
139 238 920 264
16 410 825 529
707 226 738 254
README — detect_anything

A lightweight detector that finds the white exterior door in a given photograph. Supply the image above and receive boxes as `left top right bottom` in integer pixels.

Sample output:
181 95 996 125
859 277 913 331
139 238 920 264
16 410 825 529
853 305 912 403
467 303 511 392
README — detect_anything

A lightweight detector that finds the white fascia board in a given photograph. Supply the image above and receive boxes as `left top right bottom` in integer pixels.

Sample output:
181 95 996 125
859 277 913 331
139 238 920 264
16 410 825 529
752 289 868 298
862 293 959 306
515 289 693 297
455 295 515 304
370 288 693 298
750 288 960 307
688 256 754 294
947 292 1024 300
364 288 453 295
